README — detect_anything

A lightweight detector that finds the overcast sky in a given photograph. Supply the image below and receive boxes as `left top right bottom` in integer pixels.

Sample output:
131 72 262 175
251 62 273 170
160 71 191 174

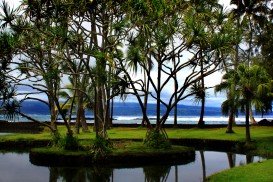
6 0 233 107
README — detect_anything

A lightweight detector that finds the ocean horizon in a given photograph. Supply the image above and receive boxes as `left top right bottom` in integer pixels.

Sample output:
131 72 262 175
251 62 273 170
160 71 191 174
1 101 273 124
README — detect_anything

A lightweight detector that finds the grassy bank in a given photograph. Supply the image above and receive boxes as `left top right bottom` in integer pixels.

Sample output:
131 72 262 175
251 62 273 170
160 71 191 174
207 159 273 182
30 141 195 167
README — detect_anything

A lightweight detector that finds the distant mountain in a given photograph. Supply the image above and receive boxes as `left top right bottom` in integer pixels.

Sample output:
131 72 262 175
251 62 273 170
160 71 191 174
19 101 222 117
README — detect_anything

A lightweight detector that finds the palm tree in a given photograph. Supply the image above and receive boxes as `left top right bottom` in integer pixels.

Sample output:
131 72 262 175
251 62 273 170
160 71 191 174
217 64 272 143
190 81 206 128
230 0 271 127
215 69 240 133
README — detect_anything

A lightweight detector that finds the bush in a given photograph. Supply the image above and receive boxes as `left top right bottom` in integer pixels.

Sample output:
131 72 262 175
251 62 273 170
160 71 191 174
144 129 171 149
92 136 113 160
59 133 79 150
51 131 61 147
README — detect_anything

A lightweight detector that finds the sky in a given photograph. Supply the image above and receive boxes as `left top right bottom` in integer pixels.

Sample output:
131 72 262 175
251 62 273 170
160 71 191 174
6 0 233 107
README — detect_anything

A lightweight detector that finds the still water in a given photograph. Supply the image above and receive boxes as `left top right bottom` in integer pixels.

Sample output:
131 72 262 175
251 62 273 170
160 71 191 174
0 151 263 182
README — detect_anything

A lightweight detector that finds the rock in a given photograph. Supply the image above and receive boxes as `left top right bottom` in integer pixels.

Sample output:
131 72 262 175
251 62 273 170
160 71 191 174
258 119 273 126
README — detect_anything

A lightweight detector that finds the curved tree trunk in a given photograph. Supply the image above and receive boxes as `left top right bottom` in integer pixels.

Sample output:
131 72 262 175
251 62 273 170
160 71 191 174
198 56 205 128
226 107 235 133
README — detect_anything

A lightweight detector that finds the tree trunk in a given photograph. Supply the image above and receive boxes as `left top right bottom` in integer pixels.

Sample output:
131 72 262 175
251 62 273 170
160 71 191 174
250 107 257 125
142 71 149 127
172 47 178 128
174 101 178 127
226 108 235 133
49 97 57 130
173 71 178 128
246 155 253 164
75 107 80 134
94 86 104 137
109 98 114 128
156 61 162 129
245 101 251 143
198 96 205 128
198 57 205 128
80 109 89 132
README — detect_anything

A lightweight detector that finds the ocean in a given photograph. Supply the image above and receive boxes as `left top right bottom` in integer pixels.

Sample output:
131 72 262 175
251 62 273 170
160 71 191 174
1 101 273 124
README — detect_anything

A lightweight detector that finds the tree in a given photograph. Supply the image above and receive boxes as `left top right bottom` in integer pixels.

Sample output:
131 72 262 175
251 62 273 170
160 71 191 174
229 0 272 126
121 0 238 147
0 1 62 137
217 64 272 143
215 69 241 133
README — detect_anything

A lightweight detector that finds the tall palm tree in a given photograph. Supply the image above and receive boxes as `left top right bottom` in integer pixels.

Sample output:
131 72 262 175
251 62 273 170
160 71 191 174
230 0 271 126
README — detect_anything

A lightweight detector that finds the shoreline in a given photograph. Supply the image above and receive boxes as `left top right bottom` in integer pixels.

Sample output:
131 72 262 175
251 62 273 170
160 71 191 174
29 145 195 167
0 120 253 134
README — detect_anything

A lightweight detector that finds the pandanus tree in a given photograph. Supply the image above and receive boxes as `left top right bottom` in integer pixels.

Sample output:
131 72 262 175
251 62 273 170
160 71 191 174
120 0 238 148
0 1 64 138
0 31 19 120
217 64 272 143
13 1 75 137
68 0 130 139
185 0 231 128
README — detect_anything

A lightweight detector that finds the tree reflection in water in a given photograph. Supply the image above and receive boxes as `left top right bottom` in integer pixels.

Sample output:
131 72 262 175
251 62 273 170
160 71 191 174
45 152 263 182
49 167 113 182
143 165 171 182
200 150 206 182
227 152 236 168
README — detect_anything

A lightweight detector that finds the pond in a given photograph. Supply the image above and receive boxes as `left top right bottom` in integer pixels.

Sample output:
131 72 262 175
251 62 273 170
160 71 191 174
0 151 264 182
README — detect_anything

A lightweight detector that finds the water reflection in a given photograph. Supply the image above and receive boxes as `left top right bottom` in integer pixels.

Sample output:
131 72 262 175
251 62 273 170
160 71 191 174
49 167 113 182
143 165 171 182
0 151 264 182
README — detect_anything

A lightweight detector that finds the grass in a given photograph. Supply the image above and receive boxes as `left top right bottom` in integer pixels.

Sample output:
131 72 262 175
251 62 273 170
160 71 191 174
32 141 191 154
207 159 273 182
112 141 191 154
1 125 273 142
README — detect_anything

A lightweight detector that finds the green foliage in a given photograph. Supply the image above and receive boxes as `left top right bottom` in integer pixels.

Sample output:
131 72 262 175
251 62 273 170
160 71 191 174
144 129 171 149
91 136 113 160
59 133 79 151
51 131 61 147
43 68 60 83
2 99 20 121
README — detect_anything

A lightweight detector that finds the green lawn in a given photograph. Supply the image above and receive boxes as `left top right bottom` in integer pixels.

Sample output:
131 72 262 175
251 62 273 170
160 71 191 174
1 125 273 142
207 159 273 182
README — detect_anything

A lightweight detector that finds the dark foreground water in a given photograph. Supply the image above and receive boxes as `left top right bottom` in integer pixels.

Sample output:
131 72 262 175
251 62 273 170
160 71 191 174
0 151 264 182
